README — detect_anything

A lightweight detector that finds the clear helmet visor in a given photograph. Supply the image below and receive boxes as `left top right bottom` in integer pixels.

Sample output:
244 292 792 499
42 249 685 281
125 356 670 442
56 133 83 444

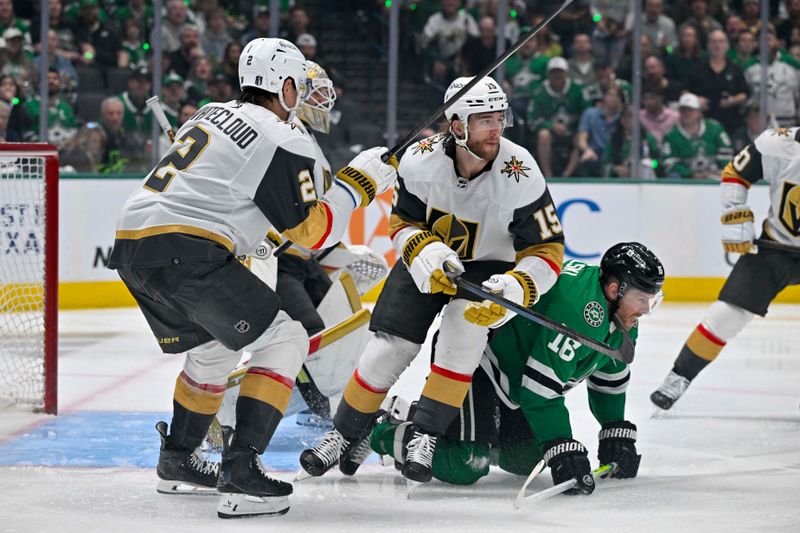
466 108 514 133
619 286 664 316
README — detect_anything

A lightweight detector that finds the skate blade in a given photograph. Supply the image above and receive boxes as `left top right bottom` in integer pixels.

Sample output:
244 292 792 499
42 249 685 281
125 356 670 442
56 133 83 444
650 405 668 419
217 493 290 519
293 468 313 482
405 478 425 499
156 479 218 496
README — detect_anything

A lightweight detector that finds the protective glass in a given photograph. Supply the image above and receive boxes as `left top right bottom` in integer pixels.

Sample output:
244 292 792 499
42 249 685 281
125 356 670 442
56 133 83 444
467 108 514 133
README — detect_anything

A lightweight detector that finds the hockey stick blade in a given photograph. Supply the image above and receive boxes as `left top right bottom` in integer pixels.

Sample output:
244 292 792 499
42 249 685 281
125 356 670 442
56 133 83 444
753 239 800 254
382 0 574 161
448 270 635 363
522 463 617 506
512 459 545 509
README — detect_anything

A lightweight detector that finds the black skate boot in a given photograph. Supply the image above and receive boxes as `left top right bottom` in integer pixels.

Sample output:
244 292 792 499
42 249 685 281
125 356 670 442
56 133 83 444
155 421 219 496
338 411 388 476
216 426 292 519
401 427 438 483
298 428 356 477
650 371 691 410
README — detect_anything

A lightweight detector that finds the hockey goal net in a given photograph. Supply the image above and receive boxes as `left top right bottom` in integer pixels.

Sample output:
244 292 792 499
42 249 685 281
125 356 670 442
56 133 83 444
0 144 58 414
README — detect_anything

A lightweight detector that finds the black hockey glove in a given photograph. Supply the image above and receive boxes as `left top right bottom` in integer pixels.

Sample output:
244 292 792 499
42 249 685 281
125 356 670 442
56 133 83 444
543 438 595 495
597 420 641 478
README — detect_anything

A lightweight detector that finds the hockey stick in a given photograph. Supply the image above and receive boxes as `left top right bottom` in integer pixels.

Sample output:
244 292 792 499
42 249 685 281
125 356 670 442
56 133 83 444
520 463 617 506
445 265 636 363
512 459 546 509
145 95 175 142
382 0 575 161
753 239 800 254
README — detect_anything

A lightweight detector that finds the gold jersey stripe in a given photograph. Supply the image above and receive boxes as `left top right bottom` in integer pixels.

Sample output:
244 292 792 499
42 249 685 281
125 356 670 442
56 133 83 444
343 375 387 414
420 372 471 408
721 162 751 187
283 202 332 249
115 225 234 253
388 213 425 237
686 327 725 362
515 241 565 270
239 372 293 414
173 376 224 415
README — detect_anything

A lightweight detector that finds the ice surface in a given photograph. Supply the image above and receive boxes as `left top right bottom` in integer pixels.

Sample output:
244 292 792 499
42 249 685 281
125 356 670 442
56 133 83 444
0 304 798 532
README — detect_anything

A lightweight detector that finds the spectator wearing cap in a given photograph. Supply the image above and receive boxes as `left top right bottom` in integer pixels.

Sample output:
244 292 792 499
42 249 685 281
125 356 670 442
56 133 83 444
201 8 232 66
24 68 78 148
744 30 800 128
662 93 732 179
169 24 201 79
574 84 624 177
0 0 30 46
161 0 196 53
117 66 153 143
639 83 678 143
240 5 270 45
527 56 590 177
419 0 479 87
643 55 682 103
161 72 185 127
72 0 122 68
687 30 749 136
296 33 317 60
33 29 79 93
568 33 596 87
460 16 509 77
0 27 33 91
642 0 677 54
119 18 149 70
205 72 232 103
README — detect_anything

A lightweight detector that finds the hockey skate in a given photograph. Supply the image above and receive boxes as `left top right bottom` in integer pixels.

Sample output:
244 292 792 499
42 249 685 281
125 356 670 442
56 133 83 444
155 421 219 496
401 427 438 483
216 427 292 519
650 371 691 411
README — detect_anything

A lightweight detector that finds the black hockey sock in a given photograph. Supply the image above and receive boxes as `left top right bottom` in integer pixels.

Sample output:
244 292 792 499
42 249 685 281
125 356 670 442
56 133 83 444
672 344 712 381
231 396 283 453
411 396 459 436
170 400 215 450
333 399 377 439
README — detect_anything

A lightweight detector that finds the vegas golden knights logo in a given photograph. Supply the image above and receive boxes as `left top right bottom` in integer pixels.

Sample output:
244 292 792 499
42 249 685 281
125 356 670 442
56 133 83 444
779 181 800 236
428 208 479 260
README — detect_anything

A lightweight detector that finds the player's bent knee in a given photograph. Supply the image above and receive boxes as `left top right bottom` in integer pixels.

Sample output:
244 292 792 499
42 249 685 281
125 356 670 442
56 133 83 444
433 439 491 485
183 340 243 386
702 300 755 342
356 332 420 390
244 310 309 378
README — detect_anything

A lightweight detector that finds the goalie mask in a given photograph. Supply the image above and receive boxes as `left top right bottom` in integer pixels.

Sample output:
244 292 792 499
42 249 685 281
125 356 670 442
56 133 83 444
444 76 513 160
601 242 665 315
239 38 308 117
297 61 337 133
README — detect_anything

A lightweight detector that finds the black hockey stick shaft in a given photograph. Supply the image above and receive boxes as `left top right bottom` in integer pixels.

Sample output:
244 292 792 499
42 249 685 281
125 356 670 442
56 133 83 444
754 239 800 254
449 272 635 363
381 0 574 162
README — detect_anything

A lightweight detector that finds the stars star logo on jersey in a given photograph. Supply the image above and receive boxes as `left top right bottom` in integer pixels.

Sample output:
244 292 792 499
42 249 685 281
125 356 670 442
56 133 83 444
583 301 604 328
501 156 530 182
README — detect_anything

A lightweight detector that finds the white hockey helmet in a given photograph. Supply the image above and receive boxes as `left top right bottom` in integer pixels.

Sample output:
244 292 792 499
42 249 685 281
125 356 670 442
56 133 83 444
443 76 512 158
239 38 308 115
297 61 337 133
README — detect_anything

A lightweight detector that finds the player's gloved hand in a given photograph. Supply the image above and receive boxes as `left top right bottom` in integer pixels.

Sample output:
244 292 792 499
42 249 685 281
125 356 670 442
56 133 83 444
337 147 398 207
344 244 390 294
720 205 755 254
463 271 538 328
253 230 283 260
543 438 595 495
407 239 463 295
597 421 641 479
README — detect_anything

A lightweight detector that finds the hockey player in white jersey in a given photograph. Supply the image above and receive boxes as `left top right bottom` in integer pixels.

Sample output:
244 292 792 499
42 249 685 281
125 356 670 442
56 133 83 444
651 127 800 410
106 38 397 518
299 76 565 483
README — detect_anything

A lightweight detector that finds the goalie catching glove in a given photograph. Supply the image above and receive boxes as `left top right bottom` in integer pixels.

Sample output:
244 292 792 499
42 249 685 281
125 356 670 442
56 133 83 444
597 420 640 478
463 271 538 328
336 147 398 207
317 244 389 295
720 205 755 254
543 438 595 495
401 231 464 296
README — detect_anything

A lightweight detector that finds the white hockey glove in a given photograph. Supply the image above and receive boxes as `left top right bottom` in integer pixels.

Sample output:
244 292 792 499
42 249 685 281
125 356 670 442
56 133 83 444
336 146 398 207
463 271 539 328
406 237 464 296
252 230 283 261
721 205 755 254
318 244 390 295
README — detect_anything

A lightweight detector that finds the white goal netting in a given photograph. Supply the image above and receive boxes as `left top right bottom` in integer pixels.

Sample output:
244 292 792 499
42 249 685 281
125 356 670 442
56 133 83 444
0 153 52 412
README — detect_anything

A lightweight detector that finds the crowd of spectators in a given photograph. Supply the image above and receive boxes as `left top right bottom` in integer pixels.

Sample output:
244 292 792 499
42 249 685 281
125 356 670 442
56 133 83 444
411 0 800 178
2 0 800 178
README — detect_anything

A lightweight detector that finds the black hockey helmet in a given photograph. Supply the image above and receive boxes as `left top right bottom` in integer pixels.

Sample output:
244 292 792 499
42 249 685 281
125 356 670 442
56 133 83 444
600 242 665 296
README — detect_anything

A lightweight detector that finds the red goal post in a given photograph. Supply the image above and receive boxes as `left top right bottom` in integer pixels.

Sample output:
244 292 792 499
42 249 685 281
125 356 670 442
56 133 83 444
0 143 58 414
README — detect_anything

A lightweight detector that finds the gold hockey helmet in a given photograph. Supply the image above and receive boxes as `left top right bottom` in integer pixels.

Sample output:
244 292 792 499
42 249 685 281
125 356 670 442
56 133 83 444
297 61 337 133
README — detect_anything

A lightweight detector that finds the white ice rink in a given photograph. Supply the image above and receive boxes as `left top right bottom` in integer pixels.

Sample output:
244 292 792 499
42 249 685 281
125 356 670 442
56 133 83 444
1 303 798 533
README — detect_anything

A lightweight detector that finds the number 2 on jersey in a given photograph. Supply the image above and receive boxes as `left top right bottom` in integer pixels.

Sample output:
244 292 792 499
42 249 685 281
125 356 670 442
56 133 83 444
144 126 211 193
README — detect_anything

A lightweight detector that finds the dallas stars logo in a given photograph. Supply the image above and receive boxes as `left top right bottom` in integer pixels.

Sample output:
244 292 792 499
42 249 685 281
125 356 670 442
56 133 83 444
583 301 604 328
411 135 441 155
501 155 530 182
